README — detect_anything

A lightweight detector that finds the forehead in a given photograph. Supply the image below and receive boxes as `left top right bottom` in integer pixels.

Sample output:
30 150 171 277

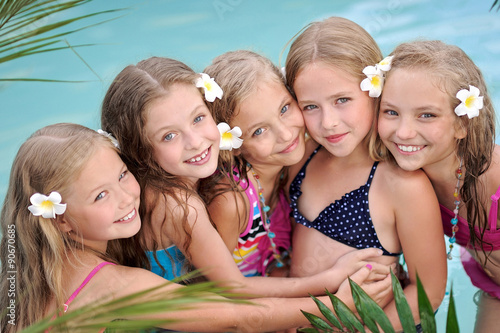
68 146 121 196
145 83 205 126
233 79 288 124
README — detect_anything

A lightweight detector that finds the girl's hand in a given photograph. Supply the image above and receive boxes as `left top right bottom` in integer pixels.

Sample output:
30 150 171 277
336 265 393 311
335 248 391 280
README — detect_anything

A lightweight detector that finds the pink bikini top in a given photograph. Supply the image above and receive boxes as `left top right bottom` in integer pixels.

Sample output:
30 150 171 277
63 261 116 312
441 186 500 251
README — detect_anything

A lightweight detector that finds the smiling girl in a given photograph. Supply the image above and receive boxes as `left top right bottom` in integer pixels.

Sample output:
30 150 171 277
100 56 393 301
0 122 390 332
376 40 500 332
284 17 447 330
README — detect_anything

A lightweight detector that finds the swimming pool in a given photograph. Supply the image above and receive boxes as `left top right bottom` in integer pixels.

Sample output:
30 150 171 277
1 0 498 331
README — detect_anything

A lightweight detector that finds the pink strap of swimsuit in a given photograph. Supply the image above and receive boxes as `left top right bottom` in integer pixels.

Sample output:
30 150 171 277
488 186 500 230
63 261 116 312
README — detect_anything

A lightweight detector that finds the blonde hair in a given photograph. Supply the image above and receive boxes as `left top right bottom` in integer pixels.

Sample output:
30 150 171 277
372 40 496 257
200 50 288 216
101 57 201 267
0 123 143 331
284 16 383 145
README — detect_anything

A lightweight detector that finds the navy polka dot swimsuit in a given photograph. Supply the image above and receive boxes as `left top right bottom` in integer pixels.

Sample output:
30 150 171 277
289 146 401 257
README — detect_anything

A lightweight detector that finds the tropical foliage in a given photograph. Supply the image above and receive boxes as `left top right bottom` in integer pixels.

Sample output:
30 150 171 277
299 271 459 333
19 273 248 333
0 0 125 82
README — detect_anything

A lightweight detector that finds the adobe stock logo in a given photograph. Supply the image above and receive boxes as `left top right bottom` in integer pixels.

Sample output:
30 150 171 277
212 0 244 21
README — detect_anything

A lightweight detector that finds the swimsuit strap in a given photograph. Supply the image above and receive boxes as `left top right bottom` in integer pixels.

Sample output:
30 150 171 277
365 161 379 187
64 261 116 312
488 185 500 230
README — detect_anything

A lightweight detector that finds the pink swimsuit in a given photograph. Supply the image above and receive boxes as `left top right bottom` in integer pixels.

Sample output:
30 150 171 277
441 186 500 299
63 262 116 312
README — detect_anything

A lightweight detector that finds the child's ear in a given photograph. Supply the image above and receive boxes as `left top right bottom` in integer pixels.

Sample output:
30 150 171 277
454 121 467 139
55 215 73 233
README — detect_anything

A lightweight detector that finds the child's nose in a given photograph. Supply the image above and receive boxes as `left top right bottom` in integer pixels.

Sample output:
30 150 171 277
396 119 417 140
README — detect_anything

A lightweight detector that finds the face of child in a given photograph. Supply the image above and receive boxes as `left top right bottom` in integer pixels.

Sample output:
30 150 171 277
378 69 466 171
145 83 220 184
233 79 305 168
293 62 375 158
63 145 141 251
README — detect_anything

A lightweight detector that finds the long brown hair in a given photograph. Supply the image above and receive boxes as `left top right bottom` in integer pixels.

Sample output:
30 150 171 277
372 40 496 261
101 57 202 263
0 123 145 331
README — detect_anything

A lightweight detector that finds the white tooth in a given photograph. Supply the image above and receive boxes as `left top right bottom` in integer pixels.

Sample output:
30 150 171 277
190 158 195 162
196 157 201 161
201 153 206 159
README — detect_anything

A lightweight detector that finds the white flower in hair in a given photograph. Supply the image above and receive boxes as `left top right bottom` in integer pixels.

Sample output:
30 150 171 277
28 192 67 219
196 73 223 102
97 129 120 149
217 122 243 151
455 85 483 119
360 65 384 98
376 56 393 72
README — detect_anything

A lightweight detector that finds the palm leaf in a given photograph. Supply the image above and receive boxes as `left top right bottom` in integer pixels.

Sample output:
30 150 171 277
391 271 417 332
0 0 127 81
491 0 500 11
310 293 343 330
20 272 251 333
350 277 394 333
416 273 437 332
446 287 460 333
328 290 365 333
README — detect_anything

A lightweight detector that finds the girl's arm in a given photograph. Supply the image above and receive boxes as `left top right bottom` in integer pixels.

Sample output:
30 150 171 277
382 166 447 330
164 192 390 298
101 264 393 332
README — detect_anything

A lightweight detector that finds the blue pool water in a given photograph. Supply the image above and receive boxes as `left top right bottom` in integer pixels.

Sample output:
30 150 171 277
1 0 499 331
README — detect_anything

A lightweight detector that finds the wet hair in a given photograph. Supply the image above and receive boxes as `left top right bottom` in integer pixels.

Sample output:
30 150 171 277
284 16 383 145
372 40 496 260
201 50 288 211
101 57 202 271
0 123 144 331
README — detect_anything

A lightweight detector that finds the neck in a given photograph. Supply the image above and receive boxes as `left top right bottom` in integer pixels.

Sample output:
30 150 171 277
422 154 462 205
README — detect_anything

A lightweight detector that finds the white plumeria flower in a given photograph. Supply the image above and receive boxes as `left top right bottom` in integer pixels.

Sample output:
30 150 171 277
376 56 393 72
195 73 223 102
455 85 483 119
360 65 384 98
97 129 120 149
217 122 243 151
28 192 67 219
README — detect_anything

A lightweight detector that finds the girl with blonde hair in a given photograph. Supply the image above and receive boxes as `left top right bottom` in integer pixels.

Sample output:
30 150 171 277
376 39 499 332
100 56 393 300
284 16 447 331
203 49 388 279
0 122 386 332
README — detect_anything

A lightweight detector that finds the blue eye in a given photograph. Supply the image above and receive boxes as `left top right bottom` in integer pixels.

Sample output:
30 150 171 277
194 115 204 123
420 113 435 119
119 170 127 180
253 128 263 136
163 133 175 141
337 98 349 104
384 110 398 116
281 104 289 115
95 192 106 201
303 105 317 111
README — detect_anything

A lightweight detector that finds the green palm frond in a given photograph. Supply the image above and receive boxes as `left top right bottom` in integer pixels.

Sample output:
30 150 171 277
491 0 500 11
300 271 460 333
21 271 252 333
0 0 127 82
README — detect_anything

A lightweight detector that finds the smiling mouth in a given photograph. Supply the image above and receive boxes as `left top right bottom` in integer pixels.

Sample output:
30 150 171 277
397 144 424 152
116 209 136 223
281 136 299 154
185 147 210 164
